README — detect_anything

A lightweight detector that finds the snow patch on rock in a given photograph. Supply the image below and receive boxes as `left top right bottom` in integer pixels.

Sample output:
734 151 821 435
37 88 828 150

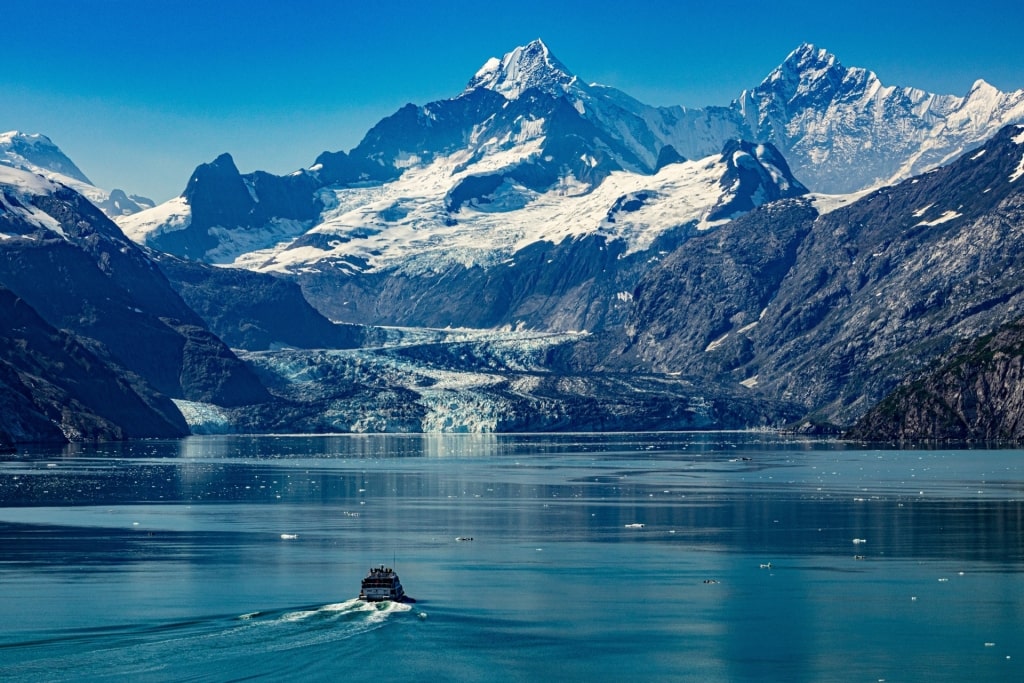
1010 154 1024 183
916 210 963 227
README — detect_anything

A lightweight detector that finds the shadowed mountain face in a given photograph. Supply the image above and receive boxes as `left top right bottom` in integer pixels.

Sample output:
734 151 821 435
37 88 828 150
153 253 366 352
0 284 188 443
0 165 273 443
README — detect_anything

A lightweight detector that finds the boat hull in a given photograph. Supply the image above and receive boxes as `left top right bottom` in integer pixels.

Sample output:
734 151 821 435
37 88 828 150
359 565 415 603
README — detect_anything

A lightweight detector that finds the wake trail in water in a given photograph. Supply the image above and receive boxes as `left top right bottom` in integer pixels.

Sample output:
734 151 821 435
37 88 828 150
2 599 415 681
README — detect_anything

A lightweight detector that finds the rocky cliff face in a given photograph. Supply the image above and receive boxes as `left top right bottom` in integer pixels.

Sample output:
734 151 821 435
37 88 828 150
155 153 323 261
0 284 188 443
751 125 1024 423
622 198 818 378
296 228 687 332
154 253 366 352
850 318 1024 440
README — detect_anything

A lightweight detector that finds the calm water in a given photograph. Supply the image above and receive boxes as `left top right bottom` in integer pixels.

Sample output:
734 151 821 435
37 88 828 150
0 433 1022 682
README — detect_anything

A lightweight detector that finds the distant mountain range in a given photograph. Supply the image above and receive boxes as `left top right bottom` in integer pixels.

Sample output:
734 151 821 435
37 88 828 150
4 41 1024 443
112 41 1024 332
117 40 1024 269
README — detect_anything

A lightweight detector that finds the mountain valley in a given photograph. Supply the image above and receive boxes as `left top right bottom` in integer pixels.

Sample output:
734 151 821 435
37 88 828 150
4 41 1024 443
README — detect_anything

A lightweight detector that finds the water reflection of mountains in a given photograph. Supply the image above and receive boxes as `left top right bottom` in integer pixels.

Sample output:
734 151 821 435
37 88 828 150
2 435 1021 568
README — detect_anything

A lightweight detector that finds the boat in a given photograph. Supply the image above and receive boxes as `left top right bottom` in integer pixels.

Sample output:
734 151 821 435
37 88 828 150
359 565 415 603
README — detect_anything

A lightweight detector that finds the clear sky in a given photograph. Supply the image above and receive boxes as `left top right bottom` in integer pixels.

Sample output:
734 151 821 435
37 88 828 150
4 0 1023 202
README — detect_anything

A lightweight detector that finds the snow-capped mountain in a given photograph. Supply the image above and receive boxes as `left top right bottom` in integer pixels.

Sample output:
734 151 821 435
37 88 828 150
118 136 803 332
242 139 802 276
731 44 1024 192
119 40 808 279
1 130 155 218
114 39 1024 332
576 43 1024 194
466 39 578 100
452 40 1024 193
119 40 1024 266
1 131 91 183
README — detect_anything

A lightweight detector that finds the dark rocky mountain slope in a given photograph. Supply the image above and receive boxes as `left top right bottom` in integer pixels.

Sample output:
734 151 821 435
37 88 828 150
849 317 1024 441
619 124 1024 426
0 166 271 443
154 253 365 351
0 183 269 406
0 284 188 443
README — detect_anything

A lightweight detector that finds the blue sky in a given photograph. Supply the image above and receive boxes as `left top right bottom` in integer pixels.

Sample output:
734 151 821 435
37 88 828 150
4 0 1024 202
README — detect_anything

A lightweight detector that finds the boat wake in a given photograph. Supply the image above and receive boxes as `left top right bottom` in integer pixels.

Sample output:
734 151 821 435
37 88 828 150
3 599 415 681
256 597 413 629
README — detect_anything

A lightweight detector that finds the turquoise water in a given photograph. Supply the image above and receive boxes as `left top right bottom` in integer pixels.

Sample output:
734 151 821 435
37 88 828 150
1 433 1022 681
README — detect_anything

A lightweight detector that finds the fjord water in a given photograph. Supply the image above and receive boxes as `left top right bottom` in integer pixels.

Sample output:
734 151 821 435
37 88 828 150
1 434 1021 682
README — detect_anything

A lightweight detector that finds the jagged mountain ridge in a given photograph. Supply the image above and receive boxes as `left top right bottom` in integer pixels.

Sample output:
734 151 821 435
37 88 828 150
118 40 1024 278
589 42 1024 193
736 44 1024 192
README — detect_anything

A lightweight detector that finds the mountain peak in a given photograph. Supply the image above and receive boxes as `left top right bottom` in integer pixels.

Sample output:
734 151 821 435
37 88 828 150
784 43 838 71
755 43 861 107
966 78 1000 98
0 130 93 185
1 130 54 147
465 39 576 100
182 152 249 209
763 43 847 86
